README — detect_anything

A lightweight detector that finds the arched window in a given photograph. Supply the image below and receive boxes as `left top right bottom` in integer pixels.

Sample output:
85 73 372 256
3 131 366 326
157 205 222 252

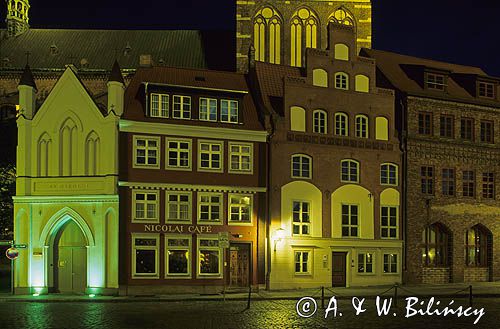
312 68 328 87
422 223 450 267
375 117 389 140
290 106 306 132
253 7 282 64
85 131 100 176
291 154 312 179
329 8 355 26
334 112 348 136
334 44 349 61
340 159 359 183
291 7 318 67
59 118 77 176
355 74 369 92
355 115 368 138
313 110 327 134
335 72 349 90
380 163 398 186
37 133 51 177
465 225 490 267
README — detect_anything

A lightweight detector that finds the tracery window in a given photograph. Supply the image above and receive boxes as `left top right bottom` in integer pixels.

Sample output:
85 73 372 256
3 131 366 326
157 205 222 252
253 7 282 64
291 8 318 67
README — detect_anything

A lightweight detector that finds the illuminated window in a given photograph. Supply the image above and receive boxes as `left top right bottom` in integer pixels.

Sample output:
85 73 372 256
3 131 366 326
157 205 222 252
229 194 252 224
165 138 191 170
198 193 223 223
480 120 494 143
335 112 348 136
465 226 489 267
482 172 495 199
291 154 312 179
199 98 217 121
290 106 306 132
132 190 159 223
460 118 474 141
380 163 398 186
198 140 223 172
381 206 398 238
132 234 159 279
478 81 494 98
229 142 253 173
341 204 358 237
422 224 449 267
133 136 160 168
442 168 455 196
220 100 238 123
172 95 191 119
253 7 282 64
334 44 349 61
329 8 355 26
198 236 222 277
335 72 349 90
165 235 191 277
294 251 311 274
312 69 328 87
166 192 191 223
313 110 327 134
291 7 318 67
383 254 398 273
341 160 359 183
426 73 446 90
355 115 368 138
375 117 389 140
292 201 310 235
150 93 169 118
440 115 454 138
358 253 373 273
421 166 434 194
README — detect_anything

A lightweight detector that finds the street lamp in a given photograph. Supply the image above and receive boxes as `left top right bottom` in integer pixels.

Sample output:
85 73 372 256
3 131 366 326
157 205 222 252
273 228 285 252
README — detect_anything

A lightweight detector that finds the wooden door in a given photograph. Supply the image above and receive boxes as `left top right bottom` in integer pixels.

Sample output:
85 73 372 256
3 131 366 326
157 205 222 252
229 244 250 287
58 247 86 294
332 252 347 287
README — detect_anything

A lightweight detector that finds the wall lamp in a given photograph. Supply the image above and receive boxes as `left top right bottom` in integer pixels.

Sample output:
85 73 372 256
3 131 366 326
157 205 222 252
273 228 285 252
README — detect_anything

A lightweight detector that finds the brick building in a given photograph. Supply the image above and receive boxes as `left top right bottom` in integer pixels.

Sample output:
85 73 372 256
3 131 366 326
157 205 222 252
363 48 500 284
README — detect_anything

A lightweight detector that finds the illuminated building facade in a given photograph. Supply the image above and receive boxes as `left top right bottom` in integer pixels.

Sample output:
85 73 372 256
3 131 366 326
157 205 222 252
250 23 402 288
118 67 268 294
363 48 500 284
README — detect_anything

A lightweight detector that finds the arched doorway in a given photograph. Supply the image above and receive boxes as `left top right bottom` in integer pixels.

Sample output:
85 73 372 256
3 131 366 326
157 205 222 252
54 221 87 294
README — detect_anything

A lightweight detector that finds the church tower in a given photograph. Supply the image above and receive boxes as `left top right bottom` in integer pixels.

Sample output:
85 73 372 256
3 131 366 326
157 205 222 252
236 0 372 72
5 0 30 37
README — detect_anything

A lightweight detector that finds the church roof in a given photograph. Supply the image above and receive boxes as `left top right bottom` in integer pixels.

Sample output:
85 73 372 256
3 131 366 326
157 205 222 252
0 29 207 71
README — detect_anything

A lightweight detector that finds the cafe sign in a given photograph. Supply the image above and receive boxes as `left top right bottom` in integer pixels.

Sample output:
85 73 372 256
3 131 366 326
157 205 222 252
144 224 213 234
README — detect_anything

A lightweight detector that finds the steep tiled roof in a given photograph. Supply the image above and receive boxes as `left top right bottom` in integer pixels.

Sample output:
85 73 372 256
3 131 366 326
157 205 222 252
0 29 207 71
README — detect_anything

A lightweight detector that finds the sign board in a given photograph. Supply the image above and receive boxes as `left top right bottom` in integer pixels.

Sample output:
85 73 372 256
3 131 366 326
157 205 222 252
6 247 19 260
13 244 27 249
218 232 230 248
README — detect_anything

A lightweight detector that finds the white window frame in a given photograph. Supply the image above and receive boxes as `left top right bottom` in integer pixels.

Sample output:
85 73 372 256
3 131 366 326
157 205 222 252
292 200 311 236
291 154 312 179
199 97 218 121
228 194 253 225
150 93 169 118
165 191 192 224
165 137 192 171
335 72 349 90
380 163 398 186
172 95 192 119
341 203 359 237
313 110 327 134
340 159 359 183
165 234 192 278
220 99 239 123
334 113 349 136
132 190 159 223
198 192 223 224
355 114 369 138
198 140 224 173
228 142 253 174
133 135 160 169
380 205 398 239
132 233 160 279
357 251 375 274
383 253 399 274
197 235 222 278
294 250 312 275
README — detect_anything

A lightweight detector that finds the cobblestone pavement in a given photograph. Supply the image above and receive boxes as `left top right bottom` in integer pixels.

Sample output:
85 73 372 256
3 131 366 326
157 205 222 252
0 297 498 329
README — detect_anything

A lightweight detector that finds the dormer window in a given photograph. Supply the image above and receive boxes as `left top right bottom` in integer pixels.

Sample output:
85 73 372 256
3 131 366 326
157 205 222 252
478 81 495 99
426 73 446 91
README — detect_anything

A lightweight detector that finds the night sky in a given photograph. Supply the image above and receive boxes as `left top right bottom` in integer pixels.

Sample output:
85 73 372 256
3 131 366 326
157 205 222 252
2 0 500 76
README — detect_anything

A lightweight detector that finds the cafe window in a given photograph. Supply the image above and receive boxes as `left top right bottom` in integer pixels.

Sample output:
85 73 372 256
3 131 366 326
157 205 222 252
165 235 191 278
198 192 223 223
132 234 159 279
197 236 222 277
165 192 191 223
132 190 159 223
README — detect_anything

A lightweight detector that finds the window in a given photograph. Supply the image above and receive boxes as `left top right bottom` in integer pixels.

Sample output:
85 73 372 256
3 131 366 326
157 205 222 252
294 251 311 274
165 138 191 170
329 8 355 26
341 204 359 237
442 168 455 196
290 106 306 132
381 206 398 238
133 136 160 168
355 75 369 93
418 112 432 135
291 154 312 179
199 98 217 121
132 190 159 223
150 93 169 118
253 7 282 64
165 235 191 277
334 113 348 136
383 254 398 273
290 8 318 67
375 117 389 141
132 234 159 278
482 172 495 199
313 110 327 134
380 163 398 186
198 237 221 277
357 253 373 273
292 201 310 235
426 73 446 90
198 193 223 223
335 72 349 90
422 224 449 267
221 100 238 123
460 118 474 141
465 226 489 267
229 143 253 173
478 81 494 98
421 166 434 194
439 115 454 138
229 194 252 224
312 69 328 87
462 170 475 197
172 95 191 119
166 192 191 223
480 120 494 143
334 44 349 61
355 115 368 138
198 141 223 172
341 160 359 183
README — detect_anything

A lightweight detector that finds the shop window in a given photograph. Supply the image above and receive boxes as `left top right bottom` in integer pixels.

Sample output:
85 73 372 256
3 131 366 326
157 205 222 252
165 235 191 277
198 236 222 277
132 234 159 279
